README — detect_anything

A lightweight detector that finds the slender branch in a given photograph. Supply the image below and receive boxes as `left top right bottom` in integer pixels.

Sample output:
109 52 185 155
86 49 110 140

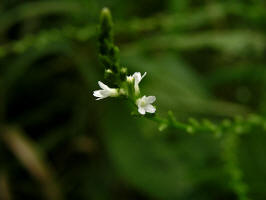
95 8 266 200
96 7 266 136
222 133 250 200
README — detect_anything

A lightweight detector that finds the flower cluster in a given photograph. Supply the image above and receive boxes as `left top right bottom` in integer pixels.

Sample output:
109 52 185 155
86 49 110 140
93 71 156 115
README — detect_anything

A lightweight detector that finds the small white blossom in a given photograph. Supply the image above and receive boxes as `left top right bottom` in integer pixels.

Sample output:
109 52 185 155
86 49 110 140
93 81 118 100
136 95 156 115
127 72 146 94
133 72 146 93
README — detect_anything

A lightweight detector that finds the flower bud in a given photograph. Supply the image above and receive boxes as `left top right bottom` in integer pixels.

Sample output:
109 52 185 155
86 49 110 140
105 69 113 74
126 75 134 83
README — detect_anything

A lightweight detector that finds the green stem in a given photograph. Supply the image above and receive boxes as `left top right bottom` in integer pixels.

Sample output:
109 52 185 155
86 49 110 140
222 133 250 200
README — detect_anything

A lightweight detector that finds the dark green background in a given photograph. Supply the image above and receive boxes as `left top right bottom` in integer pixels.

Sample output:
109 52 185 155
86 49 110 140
0 0 266 199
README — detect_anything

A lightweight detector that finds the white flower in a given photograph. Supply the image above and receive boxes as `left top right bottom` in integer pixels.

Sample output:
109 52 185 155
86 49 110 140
133 72 146 94
93 81 118 100
136 95 156 115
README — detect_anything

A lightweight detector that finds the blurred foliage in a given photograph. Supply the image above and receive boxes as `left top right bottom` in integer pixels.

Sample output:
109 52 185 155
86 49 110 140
0 0 266 200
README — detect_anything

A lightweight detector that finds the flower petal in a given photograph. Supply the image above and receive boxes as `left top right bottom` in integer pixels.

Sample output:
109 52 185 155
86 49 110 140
141 72 147 80
98 81 109 90
133 72 146 85
93 90 103 98
133 72 141 84
138 107 146 115
146 96 156 104
96 97 104 100
145 105 156 113
100 90 111 97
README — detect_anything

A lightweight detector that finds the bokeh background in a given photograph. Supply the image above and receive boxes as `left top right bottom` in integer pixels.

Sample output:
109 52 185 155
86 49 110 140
0 0 266 199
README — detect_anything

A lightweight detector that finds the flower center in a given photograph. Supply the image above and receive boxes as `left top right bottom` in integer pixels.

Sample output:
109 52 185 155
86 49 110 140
139 100 146 107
